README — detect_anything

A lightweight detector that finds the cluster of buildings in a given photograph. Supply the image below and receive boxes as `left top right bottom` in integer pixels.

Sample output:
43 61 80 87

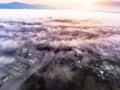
0 58 36 88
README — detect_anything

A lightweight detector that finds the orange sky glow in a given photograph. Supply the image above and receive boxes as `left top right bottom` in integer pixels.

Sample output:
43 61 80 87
0 0 120 10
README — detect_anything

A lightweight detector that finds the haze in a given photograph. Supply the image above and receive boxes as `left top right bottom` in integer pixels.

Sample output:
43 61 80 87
0 0 120 9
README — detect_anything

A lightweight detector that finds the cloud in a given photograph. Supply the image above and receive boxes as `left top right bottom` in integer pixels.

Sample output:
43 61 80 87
0 13 120 89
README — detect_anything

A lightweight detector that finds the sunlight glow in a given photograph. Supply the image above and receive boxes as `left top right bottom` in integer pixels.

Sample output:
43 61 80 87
83 0 93 6
0 0 108 9
33 0 101 9
82 0 98 10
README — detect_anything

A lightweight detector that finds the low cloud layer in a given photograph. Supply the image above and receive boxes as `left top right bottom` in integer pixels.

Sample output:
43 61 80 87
0 17 120 90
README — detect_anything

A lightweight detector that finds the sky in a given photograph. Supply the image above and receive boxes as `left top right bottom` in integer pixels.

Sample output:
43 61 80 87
0 0 120 9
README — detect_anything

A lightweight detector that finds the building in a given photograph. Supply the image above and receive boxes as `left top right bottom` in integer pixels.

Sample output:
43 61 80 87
10 61 28 72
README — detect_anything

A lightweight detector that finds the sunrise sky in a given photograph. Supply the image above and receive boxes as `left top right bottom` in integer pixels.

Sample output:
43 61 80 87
0 0 120 9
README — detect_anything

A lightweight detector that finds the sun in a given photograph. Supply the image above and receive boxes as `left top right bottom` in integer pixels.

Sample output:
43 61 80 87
82 0 97 9
84 0 93 6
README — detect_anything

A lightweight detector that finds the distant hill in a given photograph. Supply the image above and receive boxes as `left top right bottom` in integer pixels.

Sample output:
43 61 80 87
0 2 52 9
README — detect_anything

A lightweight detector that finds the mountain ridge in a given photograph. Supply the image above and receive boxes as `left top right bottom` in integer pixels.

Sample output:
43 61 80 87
0 2 52 9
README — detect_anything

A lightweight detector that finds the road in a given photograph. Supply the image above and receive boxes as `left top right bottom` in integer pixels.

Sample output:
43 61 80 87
0 52 54 90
